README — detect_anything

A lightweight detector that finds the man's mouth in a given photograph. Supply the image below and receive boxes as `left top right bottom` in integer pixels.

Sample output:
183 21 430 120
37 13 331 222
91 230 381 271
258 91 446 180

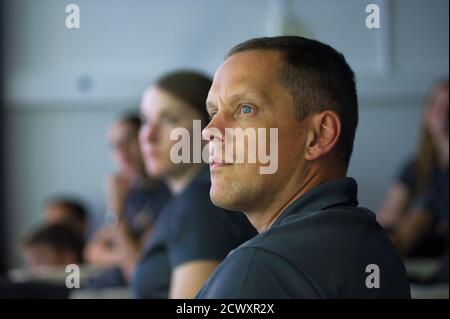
210 158 233 169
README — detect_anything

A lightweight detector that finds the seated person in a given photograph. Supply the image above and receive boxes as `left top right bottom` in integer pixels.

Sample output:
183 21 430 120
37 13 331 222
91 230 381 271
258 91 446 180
393 168 449 283
83 113 171 288
21 224 84 275
3 224 80 298
44 197 89 240
391 86 448 283
378 80 448 257
133 70 257 299
196 36 410 298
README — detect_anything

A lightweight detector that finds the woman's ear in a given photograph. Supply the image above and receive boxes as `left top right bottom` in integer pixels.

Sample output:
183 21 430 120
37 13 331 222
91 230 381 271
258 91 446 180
305 111 341 161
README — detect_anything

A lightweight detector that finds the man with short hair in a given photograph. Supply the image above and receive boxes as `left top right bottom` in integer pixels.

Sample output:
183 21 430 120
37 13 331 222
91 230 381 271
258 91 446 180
197 36 410 298
21 224 84 271
44 197 88 239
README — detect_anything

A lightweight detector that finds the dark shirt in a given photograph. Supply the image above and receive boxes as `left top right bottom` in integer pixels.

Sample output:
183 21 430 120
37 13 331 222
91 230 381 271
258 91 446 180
419 168 449 238
132 167 257 299
124 180 172 238
197 178 411 299
85 180 171 290
396 159 447 257
420 168 449 283
397 158 446 207
397 159 418 194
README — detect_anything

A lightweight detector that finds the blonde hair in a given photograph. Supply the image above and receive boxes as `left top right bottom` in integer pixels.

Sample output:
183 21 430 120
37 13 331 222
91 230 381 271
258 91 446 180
415 79 448 195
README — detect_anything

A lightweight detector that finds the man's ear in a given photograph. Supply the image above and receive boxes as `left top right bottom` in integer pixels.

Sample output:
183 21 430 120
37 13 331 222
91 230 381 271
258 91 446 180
305 111 341 161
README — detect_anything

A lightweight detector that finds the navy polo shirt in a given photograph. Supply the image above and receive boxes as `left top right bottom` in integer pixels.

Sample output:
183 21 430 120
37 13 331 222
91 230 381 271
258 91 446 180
419 168 449 238
123 180 172 238
197 178 411 299
132 167 257 299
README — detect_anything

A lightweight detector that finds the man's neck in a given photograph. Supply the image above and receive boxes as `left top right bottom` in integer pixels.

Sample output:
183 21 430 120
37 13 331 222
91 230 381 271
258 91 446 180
246 167 346 233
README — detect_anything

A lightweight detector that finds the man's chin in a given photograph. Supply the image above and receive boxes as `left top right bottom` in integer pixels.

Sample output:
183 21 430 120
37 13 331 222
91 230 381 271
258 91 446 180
210 189 229 209
210 191 221 206
210 188 242 212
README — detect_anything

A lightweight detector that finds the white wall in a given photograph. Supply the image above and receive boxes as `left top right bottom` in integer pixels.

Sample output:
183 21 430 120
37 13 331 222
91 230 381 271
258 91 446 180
4 0 449 267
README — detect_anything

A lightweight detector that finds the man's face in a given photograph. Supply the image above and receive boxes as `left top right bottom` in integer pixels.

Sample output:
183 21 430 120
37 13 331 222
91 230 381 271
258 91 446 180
44 204 84 237
45 203 71 225
204 50 309 214
22 245 74 272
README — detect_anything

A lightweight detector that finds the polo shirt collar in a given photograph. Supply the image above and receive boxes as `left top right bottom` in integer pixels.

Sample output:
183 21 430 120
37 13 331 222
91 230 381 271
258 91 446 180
272 177 359 227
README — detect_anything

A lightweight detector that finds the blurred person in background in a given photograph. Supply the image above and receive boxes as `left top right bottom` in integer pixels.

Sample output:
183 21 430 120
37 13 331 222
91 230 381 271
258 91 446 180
43 197 89 241
83 113 171 288
0 224 79 298
383 80 449 284
378 80 449 258
21 224 84 274
133 70 256 299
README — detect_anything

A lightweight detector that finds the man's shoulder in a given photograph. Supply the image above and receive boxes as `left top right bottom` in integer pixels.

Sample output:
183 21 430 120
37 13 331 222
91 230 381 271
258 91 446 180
197 244 322 298
246 206 408 283
198 206 410 299
244 205 378 252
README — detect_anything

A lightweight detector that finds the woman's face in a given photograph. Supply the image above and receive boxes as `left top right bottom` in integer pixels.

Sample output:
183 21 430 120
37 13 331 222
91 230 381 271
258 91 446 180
424 84 449 138
139 86 204 179
108 121 144 177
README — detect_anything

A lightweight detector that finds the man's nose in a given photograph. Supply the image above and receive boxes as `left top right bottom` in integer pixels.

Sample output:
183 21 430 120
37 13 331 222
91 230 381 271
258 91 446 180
202 115 224 142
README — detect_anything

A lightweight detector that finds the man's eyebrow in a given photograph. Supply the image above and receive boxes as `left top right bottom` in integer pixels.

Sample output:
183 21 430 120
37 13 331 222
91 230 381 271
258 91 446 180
227 91 271 105
206 90 272 113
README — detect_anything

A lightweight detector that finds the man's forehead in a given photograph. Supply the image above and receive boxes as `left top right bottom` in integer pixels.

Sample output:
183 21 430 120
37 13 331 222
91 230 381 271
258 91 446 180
212 50 282 90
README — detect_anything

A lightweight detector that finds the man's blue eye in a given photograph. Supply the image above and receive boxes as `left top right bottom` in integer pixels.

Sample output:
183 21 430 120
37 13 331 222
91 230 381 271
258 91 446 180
241 105 252 114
